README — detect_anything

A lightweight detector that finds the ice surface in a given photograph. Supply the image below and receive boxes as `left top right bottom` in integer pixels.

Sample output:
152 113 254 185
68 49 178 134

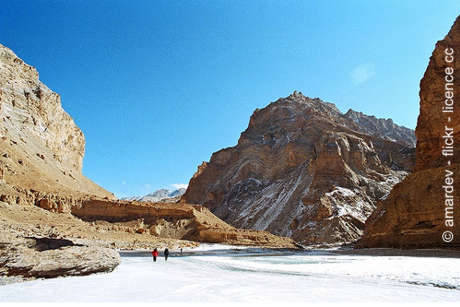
1 245 460 302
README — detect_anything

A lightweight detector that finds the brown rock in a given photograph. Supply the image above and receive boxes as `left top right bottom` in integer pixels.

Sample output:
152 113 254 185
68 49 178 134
360 165 460 248
360 16 460 248
416 16 460 171
182 92 415 245
69 199 297 248
0 43 113 199
0 235 120 280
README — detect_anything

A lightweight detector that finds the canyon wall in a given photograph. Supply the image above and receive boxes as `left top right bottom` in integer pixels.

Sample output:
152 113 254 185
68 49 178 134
360 16 460 248
0 43 297 254
0 43 113 198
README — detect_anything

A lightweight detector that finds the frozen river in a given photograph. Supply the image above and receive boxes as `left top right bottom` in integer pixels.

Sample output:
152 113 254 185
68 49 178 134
1 244 460 302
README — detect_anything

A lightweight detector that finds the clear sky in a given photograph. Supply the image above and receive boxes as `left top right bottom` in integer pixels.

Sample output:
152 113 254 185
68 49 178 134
1 1 459 197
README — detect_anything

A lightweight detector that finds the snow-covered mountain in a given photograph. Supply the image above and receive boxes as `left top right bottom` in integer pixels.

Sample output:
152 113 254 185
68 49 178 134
121 188 186 202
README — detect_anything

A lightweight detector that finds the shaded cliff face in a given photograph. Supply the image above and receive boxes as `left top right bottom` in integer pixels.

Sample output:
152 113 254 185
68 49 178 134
360 16 460 248
0 44 112 198
183 91 415 245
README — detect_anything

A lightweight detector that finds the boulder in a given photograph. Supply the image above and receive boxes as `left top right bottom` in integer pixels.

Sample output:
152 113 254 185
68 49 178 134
0 236 120 280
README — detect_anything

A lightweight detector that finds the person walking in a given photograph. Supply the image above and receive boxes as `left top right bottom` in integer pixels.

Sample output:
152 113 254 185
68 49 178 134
164 248 169 261
152 248 159 262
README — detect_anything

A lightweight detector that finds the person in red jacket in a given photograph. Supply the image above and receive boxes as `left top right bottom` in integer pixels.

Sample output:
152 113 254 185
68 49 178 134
152 248 159 262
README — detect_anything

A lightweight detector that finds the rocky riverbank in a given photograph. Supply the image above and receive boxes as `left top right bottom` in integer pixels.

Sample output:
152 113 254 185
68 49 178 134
0 196 297 283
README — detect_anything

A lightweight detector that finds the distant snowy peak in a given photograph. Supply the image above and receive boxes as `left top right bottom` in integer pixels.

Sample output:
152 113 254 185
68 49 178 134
121 188 186 202
142 189 171 201
168 188 187 198
344 109 416 148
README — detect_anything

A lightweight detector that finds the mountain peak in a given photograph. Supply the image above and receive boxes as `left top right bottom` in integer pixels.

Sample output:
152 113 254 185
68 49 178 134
184 92 416 245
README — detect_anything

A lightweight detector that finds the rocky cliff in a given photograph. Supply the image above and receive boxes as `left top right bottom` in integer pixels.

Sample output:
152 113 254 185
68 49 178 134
0 43 118 282
70 199 297 247
0 42 297 276
344 109 416 147
182 91 415 245
359 16 460 248
415 17 460 171
0 43 113 198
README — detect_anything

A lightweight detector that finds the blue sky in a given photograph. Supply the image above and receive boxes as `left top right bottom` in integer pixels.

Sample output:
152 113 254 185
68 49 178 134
1 1 459 197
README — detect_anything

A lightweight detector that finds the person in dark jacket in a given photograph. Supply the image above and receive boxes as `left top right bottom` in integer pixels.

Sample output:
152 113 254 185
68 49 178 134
152 248 159 262
164 248 169 261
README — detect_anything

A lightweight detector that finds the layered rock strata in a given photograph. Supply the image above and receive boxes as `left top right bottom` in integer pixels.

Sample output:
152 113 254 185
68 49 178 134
71 199 297 248
183 91 415 245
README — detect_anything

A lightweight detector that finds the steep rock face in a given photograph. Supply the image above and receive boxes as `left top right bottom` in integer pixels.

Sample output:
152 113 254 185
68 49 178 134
183 91 415 245
0 43 112 198
360 16 460 248
416 17 460 171
344 109 416 147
